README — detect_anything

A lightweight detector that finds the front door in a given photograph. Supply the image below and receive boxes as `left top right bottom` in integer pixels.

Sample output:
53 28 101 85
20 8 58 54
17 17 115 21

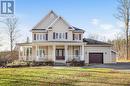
56 49 65 60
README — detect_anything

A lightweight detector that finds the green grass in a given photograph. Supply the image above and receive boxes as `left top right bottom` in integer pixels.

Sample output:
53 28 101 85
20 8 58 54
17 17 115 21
0 67 130 86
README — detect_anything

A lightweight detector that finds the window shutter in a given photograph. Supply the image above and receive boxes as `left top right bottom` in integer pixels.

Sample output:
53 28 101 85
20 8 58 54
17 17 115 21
34 34 36 40
73 34 75 40
53 32 55 39
46 34 48 40
65 32 67 39
79 34 81 40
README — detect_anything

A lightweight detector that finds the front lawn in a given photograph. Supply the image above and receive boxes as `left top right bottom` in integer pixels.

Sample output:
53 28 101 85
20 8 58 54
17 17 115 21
0 67 130 86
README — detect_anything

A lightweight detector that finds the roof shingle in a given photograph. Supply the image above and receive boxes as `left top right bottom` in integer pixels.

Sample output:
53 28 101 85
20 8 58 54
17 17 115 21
83 38 111 45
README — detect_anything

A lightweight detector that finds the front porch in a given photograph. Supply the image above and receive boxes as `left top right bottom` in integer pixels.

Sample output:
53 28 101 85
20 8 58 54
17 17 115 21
18 42 85 63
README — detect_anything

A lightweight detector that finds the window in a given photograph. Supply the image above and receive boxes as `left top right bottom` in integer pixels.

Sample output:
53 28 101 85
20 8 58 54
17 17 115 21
53 32 55 39
73 34 75 40
34 34 48 41
56 49 64 56
56 33 58 39
25 48 32 57
79 34 81 40
53 32 68 40
74 34 79 40
75 50 79 57
42 34 45 40
34 34 36 40
73 34 82 40
59 33 62 39
65 32 67 39
46 34 48 40
37 34 39 40
30 48 32 55
40 34 42 40
39 49 45 58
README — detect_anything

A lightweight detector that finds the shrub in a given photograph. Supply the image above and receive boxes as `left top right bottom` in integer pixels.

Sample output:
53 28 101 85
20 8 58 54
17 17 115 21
6 60 54 68
44 61 54 66
66 58 85 66
7 60 28 68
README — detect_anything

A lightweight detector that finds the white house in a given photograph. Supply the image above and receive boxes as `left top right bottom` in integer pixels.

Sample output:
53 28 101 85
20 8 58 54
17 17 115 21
17 11 116 64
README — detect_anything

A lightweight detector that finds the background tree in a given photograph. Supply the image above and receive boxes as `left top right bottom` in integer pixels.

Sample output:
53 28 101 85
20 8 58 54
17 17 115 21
2 17 19 59
115 0 130 60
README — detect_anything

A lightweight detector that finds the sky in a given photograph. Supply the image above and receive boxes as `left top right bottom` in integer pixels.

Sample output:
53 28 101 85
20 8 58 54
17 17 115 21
0 0 125 51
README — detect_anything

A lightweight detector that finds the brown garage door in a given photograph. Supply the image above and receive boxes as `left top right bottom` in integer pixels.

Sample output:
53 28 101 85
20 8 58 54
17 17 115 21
89 53 103 64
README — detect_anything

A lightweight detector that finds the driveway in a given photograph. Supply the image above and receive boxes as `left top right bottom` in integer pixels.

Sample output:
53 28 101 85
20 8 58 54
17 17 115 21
84 62 130 71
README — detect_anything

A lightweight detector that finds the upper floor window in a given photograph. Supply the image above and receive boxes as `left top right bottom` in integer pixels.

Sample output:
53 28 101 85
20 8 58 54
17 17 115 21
37 34 39 40
53 32 67 40
34 33 48 41
73 34 82 40
34 34 36 40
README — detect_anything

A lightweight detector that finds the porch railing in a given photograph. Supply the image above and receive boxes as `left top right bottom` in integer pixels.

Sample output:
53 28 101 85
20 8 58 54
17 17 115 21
20 55 82 62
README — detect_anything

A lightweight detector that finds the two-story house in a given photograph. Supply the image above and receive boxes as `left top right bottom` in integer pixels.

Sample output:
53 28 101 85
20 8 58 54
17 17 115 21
17 11 116 64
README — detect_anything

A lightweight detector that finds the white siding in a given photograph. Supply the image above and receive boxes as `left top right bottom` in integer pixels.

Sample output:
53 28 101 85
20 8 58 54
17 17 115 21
35 13 58 29
84 46 114 64
48 18 73 41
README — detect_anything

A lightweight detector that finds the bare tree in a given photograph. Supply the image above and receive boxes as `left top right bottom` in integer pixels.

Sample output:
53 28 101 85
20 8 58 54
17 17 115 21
2 17 18 58
115 0 130 60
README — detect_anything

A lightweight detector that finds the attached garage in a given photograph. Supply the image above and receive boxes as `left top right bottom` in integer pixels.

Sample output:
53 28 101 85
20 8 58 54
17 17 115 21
89 53 103 64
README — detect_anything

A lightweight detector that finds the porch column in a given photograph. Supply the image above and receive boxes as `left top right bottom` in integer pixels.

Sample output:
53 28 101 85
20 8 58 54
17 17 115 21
53 45 56 61
18 46 21 60
81 44 84 61
65 45 68 62
28 47 30 60
25 47 27 60
23 47 25 60
80 46 82 58
36 45 39 61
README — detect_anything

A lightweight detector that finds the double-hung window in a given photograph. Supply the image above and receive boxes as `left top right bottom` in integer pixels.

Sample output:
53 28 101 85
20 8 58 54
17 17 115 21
73 34 82 40
34 33 47 41
53 32 68 40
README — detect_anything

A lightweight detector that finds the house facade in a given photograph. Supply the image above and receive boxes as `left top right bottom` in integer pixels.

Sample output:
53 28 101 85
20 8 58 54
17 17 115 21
17 11 116 64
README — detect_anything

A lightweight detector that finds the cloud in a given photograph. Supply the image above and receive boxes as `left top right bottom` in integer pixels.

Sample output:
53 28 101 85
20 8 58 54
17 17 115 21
100 24 114 30
90 19 99 26
89 18 123 41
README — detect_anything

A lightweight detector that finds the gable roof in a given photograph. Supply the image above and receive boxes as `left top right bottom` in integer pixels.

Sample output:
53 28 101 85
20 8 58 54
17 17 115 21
32 10 58 30
83 38 112 45
47 16 75 30
31 10 85 32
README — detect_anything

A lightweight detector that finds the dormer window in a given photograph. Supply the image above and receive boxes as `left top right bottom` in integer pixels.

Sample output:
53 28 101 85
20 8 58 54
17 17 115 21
73 33 82 40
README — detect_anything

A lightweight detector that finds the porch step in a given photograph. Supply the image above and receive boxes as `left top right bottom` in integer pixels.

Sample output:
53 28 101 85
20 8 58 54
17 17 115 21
54 62 66 66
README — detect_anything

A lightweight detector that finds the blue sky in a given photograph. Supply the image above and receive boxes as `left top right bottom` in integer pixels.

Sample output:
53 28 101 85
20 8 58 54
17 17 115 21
0 0 124 51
